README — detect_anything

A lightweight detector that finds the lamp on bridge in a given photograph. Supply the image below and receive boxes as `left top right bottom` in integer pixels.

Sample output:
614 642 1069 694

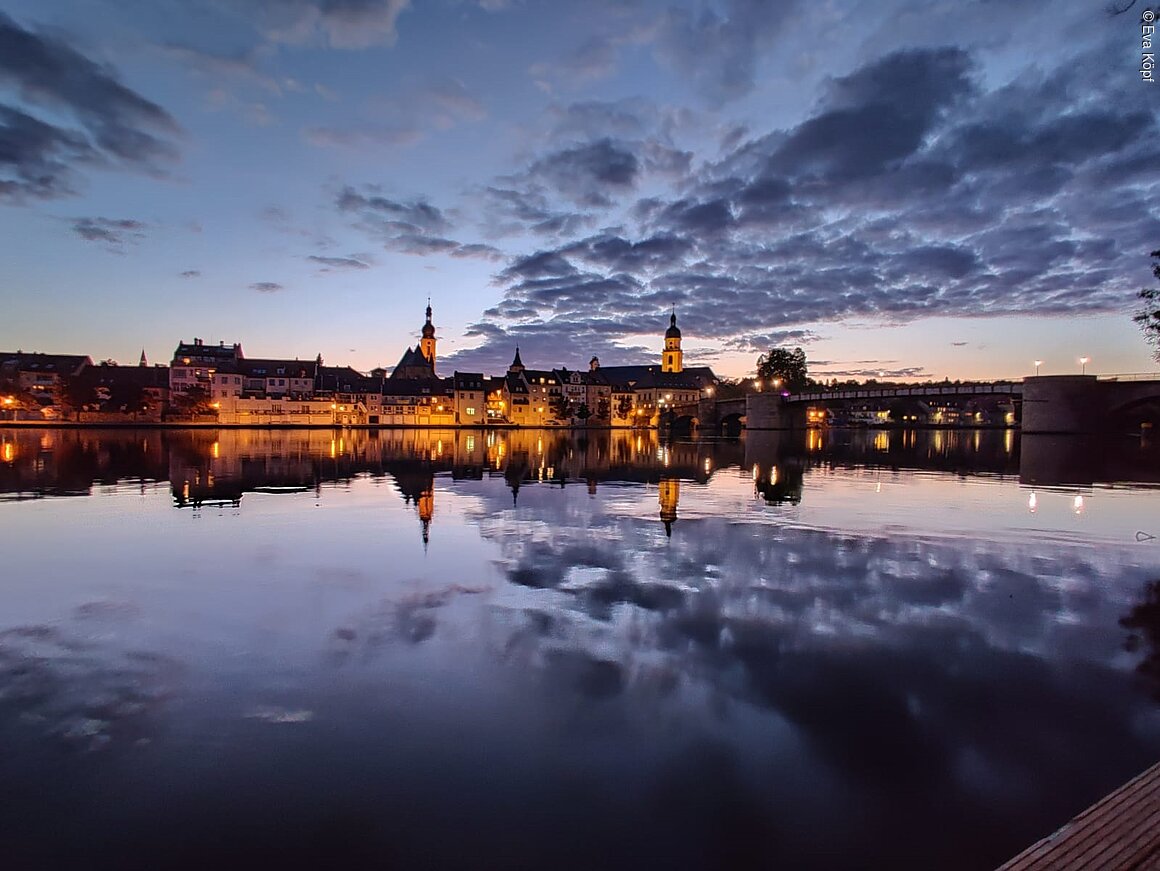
1079 356 1090 375
1034 360 1043 376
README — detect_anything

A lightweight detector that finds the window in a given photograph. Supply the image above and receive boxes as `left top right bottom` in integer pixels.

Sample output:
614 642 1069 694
466 407 476 416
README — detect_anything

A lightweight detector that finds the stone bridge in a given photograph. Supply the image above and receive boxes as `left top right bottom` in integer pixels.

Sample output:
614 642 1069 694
665 375 1160 434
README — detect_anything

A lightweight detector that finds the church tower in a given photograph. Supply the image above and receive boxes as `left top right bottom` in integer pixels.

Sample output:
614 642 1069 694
662 310 683 373
420 300 436 373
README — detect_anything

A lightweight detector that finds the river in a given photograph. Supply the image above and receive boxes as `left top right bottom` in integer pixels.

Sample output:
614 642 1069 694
1 426 1158 870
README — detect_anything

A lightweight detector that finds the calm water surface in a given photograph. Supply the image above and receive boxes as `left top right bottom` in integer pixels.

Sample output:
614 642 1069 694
1 426 1159 870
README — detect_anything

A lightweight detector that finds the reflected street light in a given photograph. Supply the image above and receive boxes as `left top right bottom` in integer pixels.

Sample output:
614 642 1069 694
1034 360 1043 376
1079 356 1090 375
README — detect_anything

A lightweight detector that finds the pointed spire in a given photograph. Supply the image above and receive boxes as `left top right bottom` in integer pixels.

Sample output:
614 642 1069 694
139 349 148 367
510 345 524 372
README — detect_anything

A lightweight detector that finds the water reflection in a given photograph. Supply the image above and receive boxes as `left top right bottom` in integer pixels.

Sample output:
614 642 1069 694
1122 579 1160 702
1 426 1159 869
4 426 1158 505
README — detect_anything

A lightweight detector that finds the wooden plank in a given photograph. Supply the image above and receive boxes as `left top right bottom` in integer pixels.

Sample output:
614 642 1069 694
1033 778 1160 870
998 761 1160 870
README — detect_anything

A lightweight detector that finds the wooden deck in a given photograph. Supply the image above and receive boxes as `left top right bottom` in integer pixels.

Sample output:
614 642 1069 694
998 761 1160 870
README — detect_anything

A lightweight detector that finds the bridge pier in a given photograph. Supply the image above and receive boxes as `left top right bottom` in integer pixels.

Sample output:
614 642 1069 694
1021 376 1102 434
746 393 806 430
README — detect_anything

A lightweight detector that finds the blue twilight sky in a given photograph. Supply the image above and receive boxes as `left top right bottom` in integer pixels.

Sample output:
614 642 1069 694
1 0 1159 380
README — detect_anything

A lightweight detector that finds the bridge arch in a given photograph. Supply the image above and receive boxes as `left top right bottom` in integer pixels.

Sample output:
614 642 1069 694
720 412 744 437
1106 394 1160 430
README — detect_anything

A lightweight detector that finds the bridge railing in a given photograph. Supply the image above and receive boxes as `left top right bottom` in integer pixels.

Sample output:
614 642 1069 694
1097 372 1160 382
788 382 1024 403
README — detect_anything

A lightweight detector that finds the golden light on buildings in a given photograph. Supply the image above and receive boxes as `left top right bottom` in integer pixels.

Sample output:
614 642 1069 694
2 443 13 463
212 441 220 459
211 401 221 409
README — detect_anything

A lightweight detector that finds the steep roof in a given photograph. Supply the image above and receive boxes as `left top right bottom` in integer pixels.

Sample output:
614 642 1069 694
389 345 436 379
77 363 169 389
0 351 92 377
596 364 716 390
453 371 485 390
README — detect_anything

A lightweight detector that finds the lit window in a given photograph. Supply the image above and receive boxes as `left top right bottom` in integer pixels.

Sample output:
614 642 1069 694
466 407 476 415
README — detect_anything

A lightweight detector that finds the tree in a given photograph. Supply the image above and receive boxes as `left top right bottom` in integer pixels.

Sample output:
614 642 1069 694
595 397 610 420
616 394 634 421
576 403 591 423
550 393 573 422
756 347 809 392
174 385 212 415
1134 249 1160 362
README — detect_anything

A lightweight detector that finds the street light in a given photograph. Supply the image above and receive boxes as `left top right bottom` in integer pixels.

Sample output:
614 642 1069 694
1034 360 1043 376
1079 356 1090 375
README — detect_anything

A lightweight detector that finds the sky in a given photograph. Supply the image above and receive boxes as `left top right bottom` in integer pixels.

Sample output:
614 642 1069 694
1 0 1159 381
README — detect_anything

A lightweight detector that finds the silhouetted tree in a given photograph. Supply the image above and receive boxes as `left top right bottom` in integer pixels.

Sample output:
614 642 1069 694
616 395 634 421
756 347 809 392
1121 579 1160 703
550 393 573 422
1134 249 1160 362
595 397 610 420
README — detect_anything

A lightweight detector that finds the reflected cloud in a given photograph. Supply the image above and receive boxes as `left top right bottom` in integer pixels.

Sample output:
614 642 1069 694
0 624 179 750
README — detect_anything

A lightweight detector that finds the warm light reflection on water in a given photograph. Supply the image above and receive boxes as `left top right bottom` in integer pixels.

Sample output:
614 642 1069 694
0 426 1159 870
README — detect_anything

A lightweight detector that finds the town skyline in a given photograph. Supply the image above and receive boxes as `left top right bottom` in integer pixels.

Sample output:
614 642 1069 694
2 2 1159 381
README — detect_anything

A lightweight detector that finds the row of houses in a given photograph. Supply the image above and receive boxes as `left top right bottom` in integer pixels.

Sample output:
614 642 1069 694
2 305 718 427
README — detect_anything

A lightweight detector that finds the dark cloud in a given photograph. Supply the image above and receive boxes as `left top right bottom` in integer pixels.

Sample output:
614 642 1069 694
338 183 503 260
0 104 94 201
250 281 285 292
337 186 450 233
458 44 1160 367
0 11 180 169
72 217 147 246
528 138 639 207
308 254 370 270
0 13 181 202
180 270 202 278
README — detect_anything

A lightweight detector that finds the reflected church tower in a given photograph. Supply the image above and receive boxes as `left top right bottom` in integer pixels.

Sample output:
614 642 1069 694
659 478 680 537
417 484 434 550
